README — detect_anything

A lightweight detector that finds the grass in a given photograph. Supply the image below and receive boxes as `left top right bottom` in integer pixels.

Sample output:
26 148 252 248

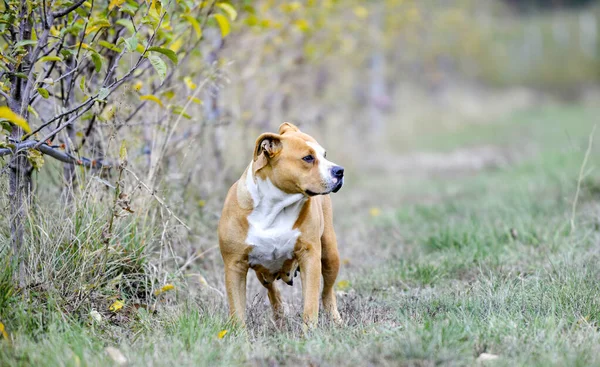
1 103 599 366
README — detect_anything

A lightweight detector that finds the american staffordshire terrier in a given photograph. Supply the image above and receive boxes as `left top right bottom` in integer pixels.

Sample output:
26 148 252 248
218 122 344 327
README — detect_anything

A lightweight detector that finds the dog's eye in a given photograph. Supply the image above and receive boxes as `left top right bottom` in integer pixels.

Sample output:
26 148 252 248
302 155 314 163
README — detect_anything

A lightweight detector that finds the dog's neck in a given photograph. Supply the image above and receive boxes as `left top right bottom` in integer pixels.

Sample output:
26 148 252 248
245 162 306 229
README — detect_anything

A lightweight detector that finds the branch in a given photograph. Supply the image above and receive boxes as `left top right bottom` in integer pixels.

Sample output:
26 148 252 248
53 0 87 18
0 141 111 168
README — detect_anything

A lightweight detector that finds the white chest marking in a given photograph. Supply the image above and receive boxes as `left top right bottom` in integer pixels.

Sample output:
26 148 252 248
245 163 306 273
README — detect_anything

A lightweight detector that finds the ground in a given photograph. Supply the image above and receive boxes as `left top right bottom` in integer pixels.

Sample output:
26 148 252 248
1 103 600 366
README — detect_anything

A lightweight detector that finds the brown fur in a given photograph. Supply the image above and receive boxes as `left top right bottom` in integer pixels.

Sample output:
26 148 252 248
218 122 342 327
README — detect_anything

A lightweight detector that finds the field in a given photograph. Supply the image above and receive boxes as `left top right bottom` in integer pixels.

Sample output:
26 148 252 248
1 102 599 366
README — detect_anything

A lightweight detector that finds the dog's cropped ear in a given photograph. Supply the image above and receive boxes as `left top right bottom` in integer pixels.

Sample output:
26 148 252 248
253 133 282 173
278 122 299 135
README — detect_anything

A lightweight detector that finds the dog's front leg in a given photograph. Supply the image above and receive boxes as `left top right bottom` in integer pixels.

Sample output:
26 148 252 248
224 259 249 325
298 247 322 328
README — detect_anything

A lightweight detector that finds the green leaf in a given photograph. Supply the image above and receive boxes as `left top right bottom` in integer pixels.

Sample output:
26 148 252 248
98 40 122 53
14 40 37 48
90 52 103 72
181 14 202 39
170 105 191 119
116 19 135 34
80 75 86 93
36 88 49 99
213 14 230 37
218 2 237 21
39 55 62 63
148 47 178 65
148 54 167 83
124 36 138 52
97 87 110 100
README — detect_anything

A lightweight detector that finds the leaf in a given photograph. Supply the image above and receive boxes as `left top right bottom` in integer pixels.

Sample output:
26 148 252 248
217 330 228 339
369 207 381 217
97 87 110 100
184 76 196 90
169 38 183 52
90 310 102 322
170 105 191 119
108 0 126 11
98 40 122 53
36 88 49 99
150 0 162 16
105 347 127 366
187 96 202 105
38 55 62 63
213 14 230 37
154 283 174 296
218 3 237 21
140 94 163 107
124 36 138 52
14 40 37 48
335 280 350 291
181 14 202 39
0 321 8 340
133 81 143 92
119 141 127 162
80 75 86 93
148 47 178 64
109 299 124 312
115 19 135 34
90 52 103 72
148 55 167 83
27 149 44 171
0 107 31 133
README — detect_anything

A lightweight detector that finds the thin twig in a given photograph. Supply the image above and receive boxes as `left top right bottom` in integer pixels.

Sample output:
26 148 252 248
53 0 87 18
570 124 596 233
124 167 190 230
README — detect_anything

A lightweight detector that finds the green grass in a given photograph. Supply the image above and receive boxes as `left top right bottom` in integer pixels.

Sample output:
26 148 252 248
1 104 600 366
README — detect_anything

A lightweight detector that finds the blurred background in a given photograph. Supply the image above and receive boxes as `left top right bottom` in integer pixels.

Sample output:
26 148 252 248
2 0 600 340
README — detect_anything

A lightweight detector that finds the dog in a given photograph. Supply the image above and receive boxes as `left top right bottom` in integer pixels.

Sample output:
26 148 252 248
218 122 344 327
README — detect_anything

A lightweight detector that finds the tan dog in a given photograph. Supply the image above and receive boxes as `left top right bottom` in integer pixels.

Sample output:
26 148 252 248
218 122 344 327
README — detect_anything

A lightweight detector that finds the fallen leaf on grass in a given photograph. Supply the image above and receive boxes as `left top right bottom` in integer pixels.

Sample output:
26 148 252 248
0 321 8 340
369 207 381 217
109 300 124 312
218 330 228 339
336 280 350 291
477 353 499 362
105 346 127 365
154 283 175 296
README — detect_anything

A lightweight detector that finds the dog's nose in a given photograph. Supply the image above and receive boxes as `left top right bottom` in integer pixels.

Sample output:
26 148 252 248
331 166 344 178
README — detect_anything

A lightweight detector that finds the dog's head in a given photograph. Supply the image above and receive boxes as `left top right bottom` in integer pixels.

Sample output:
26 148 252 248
252 122 344 196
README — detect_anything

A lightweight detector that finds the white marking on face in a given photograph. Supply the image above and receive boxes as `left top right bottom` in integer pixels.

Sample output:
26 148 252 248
306 141 338 189
245 163 306 273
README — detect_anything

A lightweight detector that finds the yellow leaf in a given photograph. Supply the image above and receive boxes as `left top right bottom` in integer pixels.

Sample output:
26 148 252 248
169 38 183 52
140 94 163 107
108 0 125 10
27 149 44 171
135 44 146 54
369 207 381 217
353 6 369 19
109 300 124 312
181 14 202 39
0 321 9 340
293 19 310 32
184 76 197 90
217 330 228 339
187 96 203 105
213 14 230 37
335 280 350 291
150 0 162 17
0 107 31 133
280 2 301 13
154 283 175 296
217 2 237 21
133 81 143 92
